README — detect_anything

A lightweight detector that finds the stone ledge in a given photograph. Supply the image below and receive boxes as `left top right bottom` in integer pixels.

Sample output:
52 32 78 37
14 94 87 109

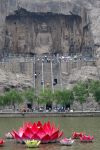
0 111 100 118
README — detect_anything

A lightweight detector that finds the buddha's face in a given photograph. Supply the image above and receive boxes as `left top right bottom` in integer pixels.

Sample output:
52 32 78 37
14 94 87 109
40 23 48 32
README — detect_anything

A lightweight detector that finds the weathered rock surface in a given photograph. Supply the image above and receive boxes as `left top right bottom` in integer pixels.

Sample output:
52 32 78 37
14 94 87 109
61 65 100 89
0 0 96 55
0 64 99 91
71 98 99 111
77 0 100 44
0 68 33 92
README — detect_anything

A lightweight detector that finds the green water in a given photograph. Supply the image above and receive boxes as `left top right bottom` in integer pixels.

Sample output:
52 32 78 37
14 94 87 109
0 117 100 150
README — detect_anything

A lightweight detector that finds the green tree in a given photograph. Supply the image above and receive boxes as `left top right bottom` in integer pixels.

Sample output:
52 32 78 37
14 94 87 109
73 82 88 110
23 88 36 105
3 89 23 110
54 89 74 108
94 87 100 103
0 95 5 106
38 88 54 108
88 80 100 94
88 80 100 104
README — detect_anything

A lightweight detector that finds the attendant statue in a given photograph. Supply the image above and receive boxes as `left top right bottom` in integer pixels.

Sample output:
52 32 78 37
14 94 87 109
61 29 69 53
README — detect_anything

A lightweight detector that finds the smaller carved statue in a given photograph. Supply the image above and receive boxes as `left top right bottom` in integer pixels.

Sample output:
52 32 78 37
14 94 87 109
61 29 70 53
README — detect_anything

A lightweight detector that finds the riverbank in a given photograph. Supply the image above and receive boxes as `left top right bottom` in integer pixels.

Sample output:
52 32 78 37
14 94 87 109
0 111 100 117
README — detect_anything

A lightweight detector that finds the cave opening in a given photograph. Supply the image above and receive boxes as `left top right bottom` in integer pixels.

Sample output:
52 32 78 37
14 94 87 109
4 7 93 57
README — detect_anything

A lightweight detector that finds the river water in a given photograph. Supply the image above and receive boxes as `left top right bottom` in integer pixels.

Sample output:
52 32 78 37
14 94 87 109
0 117 100 150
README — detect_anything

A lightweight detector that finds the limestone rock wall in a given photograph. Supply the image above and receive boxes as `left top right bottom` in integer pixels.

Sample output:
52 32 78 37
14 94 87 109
75 0 100 45
5 10 83 54
0 0 94 56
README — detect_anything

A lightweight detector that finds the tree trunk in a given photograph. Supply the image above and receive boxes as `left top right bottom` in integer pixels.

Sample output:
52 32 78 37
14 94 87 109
81 103 83 111
12 102 15 111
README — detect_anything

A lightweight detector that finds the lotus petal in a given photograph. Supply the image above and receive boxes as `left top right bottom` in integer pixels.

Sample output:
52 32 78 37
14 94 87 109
12 130 21 140
51 130 59 141
31 133 40 140
47 121 51 130
41 134 50 143
37 121 42 127
31 123 38 133
24 127 33 139
58 131 63 139
22 133 29 140
18 128 24 137
27 122 33 128
43 124 52 136
36 127 46 139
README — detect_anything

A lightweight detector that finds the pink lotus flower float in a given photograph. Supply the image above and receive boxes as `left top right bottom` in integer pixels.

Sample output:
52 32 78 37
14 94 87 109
11 121 63 143
0 139 5 146
72 132 84 139
5 132 13 139
80 135 94 142
60 138 74 146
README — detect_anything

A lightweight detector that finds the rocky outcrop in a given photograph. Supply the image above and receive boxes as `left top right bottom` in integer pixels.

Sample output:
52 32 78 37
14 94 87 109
61 65 100 89
71 98 99 111
0 62 99 92
0 68 33 92
76 0 100 45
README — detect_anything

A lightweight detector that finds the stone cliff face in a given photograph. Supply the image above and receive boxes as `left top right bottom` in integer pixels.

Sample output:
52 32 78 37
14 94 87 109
6 9 83 55
75 0 100 45
0 0 96 56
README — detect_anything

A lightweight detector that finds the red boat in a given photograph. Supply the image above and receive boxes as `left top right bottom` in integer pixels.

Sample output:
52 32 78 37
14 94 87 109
80 135 94 142
0 139 5 146
72 132 84 139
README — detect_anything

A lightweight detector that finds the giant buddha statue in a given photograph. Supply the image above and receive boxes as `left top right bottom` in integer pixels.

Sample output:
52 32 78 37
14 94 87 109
35 23 52 54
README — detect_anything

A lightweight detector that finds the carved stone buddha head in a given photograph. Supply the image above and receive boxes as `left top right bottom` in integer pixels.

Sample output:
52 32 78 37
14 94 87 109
40 22 48 32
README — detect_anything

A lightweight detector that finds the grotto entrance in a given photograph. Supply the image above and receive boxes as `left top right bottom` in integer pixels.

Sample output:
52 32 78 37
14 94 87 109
4 7 94 56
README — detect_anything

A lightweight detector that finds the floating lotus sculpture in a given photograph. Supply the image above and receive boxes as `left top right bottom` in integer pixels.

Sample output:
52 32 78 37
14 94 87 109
72 132 84 139
80 135 94 142
5 132 13 139
0 139 5 146
25 140 41 148
11 121 63 143
60 138 74 146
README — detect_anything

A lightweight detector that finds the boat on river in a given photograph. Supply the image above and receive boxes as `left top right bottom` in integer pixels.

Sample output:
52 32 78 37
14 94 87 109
60 138 74 146
25 140 41 148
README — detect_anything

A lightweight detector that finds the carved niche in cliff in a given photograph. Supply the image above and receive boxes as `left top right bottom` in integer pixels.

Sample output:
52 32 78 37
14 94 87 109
5 8 83 55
